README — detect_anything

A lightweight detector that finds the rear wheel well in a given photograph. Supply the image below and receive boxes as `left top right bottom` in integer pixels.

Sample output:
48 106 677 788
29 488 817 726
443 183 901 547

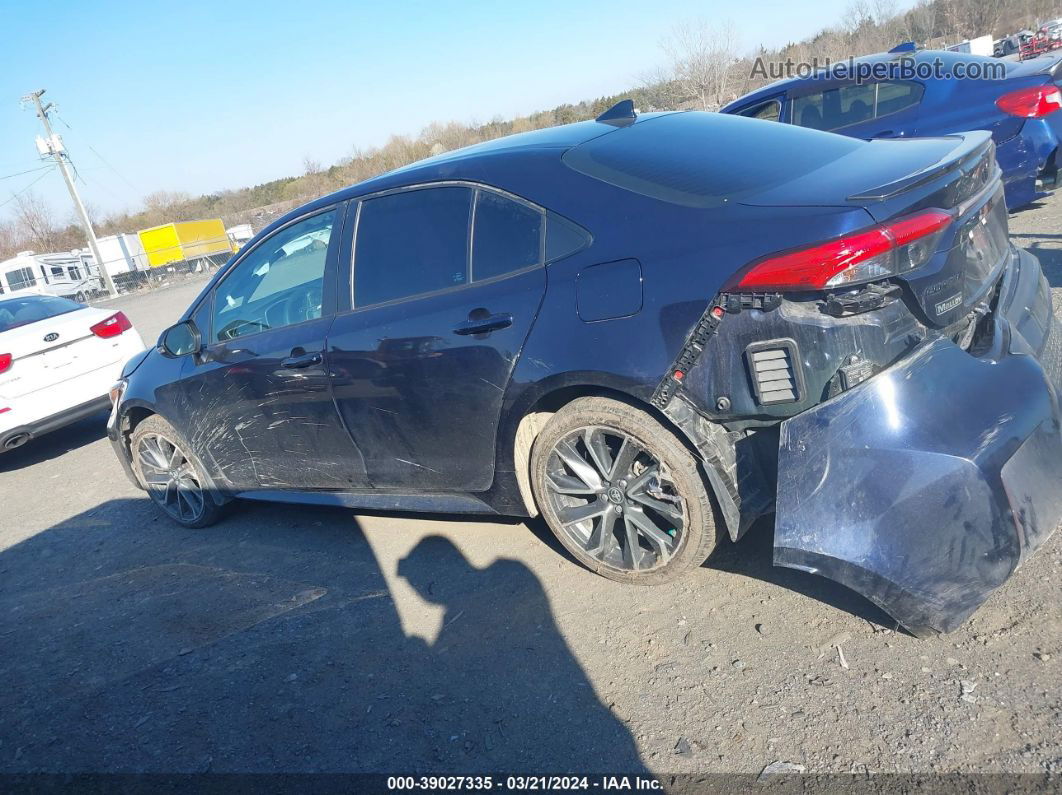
511 385 699 516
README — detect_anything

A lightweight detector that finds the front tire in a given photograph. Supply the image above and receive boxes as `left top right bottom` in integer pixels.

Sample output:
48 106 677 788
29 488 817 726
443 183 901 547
130 415 223 528
530 397 719 585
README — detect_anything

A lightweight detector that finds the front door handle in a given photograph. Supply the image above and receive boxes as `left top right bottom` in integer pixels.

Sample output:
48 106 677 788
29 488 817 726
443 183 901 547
453 312 513 336
281 351 323 368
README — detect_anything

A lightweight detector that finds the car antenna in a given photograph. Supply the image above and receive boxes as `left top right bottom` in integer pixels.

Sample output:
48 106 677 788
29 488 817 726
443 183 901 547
888 41 918 53
596 99 638 127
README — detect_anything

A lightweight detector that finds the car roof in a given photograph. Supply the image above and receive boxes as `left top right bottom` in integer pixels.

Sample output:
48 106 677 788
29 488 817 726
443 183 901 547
260 112 679 233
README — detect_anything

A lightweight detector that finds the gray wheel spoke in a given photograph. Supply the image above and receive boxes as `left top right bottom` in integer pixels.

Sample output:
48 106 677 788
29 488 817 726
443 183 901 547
609 438 639 481
586 507 617 556
583 429 613 481
621 517 644 570
629 491 685 524
548 472 599 496
558 499 608 526
555 440 603 491
626 508 676 562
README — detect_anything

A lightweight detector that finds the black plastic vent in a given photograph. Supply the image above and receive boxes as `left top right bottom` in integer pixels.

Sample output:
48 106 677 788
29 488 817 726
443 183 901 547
746 340 802 406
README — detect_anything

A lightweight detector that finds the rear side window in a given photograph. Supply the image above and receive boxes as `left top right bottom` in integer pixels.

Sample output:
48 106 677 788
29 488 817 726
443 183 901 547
0 295 81 332
793 81 923 131
354 187 472 306
472 190 543 281
736 99 781 122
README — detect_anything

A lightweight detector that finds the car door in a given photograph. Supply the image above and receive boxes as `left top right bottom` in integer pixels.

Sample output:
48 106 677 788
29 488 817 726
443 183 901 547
327 184 548 492
174 204 364 491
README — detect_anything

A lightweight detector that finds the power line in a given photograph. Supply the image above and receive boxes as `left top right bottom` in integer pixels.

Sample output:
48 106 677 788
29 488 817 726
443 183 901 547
0 165 52 182
0 167 54 211
53 109 141 195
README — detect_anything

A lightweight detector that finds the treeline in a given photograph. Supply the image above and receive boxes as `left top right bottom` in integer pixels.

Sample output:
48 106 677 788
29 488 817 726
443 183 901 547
1 0 1056 261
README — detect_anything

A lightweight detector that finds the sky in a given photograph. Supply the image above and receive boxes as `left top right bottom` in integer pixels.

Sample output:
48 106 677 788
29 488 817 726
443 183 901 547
1 0 911 225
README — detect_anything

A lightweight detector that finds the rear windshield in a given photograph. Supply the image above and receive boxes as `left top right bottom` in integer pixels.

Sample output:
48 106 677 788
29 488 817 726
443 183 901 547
0 295 82 333
561 112 864 208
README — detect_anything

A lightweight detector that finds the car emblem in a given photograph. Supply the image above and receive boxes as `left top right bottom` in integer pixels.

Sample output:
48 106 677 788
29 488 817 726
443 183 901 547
43 332 59 342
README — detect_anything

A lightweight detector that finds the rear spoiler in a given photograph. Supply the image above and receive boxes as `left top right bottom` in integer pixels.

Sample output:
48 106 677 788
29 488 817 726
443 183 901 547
847 131 994 201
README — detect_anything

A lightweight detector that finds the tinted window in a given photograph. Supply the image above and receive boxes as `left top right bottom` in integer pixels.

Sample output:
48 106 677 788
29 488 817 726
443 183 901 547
0 295 81 332
472 190 543 281
737 99 781 122
562 112 863 209
354 187 472 306
5 267 37 292
211 208 335 343
793 81 923 131
545 214 592 262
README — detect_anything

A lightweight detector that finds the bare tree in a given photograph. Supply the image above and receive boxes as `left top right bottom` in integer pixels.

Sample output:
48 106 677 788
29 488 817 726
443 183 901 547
661 19 739 111
11 191 61 252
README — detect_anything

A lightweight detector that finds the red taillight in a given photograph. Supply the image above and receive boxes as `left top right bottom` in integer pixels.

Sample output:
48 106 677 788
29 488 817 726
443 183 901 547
729 209 953 291
90 312 132 339
996 85 1062 117
0 353 11 374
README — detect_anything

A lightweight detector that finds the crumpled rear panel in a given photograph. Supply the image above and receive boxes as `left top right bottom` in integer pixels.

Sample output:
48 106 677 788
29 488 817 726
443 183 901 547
774 336 1062 635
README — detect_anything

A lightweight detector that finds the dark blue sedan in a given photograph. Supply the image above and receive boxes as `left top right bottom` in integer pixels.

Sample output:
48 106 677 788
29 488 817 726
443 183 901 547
107 103 1062 636
722 48 1062 209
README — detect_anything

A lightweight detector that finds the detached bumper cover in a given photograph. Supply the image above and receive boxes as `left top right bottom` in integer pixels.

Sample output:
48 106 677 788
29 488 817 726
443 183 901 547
774 248 1062 634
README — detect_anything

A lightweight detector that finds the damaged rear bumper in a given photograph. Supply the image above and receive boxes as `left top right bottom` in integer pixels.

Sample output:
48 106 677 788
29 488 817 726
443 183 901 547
774 247 1062 635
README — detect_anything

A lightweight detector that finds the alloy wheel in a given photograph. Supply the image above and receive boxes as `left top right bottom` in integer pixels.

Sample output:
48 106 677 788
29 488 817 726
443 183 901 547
136 433 206 523
543 426 687 571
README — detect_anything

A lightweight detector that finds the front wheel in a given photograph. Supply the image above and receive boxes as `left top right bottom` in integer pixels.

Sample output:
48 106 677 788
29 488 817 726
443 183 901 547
530 397 719 585
130 415 223 528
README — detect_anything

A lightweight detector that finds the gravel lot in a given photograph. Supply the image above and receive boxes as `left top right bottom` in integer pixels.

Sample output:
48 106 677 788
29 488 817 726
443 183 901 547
0 198 1060 778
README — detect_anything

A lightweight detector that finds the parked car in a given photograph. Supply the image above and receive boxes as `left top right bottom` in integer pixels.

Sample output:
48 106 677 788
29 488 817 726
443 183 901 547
108 104 1062 636
721 48 1062 209
1 294 144 452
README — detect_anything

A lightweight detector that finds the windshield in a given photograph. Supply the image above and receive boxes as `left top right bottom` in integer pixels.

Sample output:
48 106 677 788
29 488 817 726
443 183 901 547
0 295 82 333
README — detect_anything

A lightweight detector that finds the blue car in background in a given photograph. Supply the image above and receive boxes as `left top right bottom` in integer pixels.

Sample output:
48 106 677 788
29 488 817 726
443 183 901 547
722 48 1062 209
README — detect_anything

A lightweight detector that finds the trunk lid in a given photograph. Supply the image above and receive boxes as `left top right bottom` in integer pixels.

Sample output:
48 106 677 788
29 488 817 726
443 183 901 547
0 306 126 399
742 131 1006 327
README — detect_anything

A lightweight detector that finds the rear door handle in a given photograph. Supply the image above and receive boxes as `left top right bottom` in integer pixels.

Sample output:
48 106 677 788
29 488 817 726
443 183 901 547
281 351 323 368
453 312 513 336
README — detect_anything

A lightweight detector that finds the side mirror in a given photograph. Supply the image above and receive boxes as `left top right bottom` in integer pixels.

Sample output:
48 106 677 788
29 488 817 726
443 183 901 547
158 320 201 358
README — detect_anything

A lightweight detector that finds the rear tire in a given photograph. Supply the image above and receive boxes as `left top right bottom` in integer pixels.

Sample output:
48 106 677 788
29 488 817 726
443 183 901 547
130 415 223 528
530 397 719 585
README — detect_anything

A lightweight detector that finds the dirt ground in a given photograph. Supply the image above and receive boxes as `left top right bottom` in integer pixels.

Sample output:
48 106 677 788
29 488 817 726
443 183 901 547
0 195 1060 779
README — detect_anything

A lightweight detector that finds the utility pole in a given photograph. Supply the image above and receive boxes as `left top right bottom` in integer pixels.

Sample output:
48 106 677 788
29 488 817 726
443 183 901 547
22 89 116 297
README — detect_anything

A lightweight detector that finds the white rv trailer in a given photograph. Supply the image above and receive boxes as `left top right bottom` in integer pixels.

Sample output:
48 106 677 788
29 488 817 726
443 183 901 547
0 251 103 301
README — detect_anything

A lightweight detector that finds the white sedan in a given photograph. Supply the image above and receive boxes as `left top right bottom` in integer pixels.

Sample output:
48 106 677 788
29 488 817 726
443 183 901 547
0 293 145 452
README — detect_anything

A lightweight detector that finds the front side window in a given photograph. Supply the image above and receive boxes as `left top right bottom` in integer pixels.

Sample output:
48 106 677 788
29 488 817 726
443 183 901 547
354 186 472 307
211 208 335 343
6 267 36 292
472 190 543 281
737 99 781 122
